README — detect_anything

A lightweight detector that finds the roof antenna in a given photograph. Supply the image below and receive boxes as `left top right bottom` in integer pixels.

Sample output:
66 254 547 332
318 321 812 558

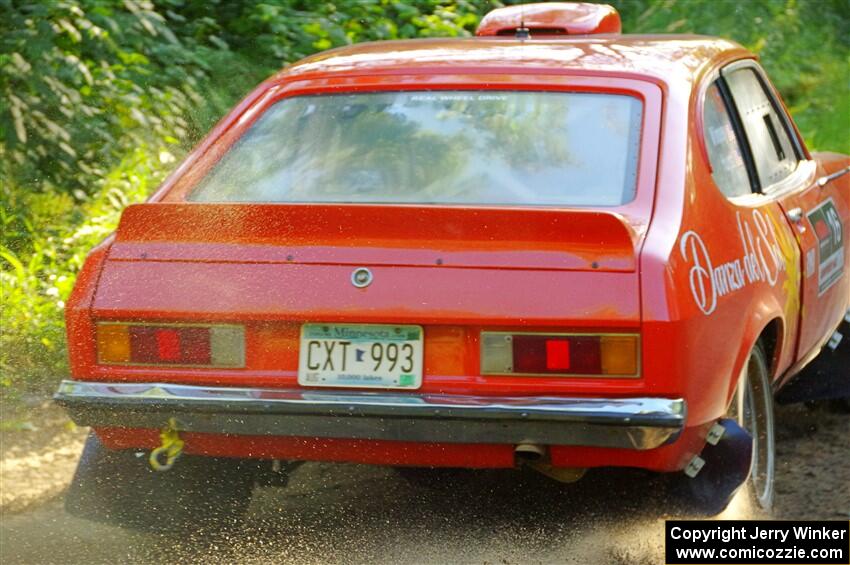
515 5 530 39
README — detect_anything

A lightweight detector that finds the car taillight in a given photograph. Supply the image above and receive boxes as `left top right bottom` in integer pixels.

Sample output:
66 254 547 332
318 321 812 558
96 323 244 367
480 332 639 377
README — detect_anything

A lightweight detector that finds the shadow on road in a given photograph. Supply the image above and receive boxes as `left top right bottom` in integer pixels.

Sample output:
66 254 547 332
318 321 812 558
3 462 742 564
3 403 846 564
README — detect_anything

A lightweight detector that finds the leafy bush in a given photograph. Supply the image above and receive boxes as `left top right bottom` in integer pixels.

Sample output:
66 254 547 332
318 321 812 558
612 0 850 154
1 1 204 195
1 145 176 392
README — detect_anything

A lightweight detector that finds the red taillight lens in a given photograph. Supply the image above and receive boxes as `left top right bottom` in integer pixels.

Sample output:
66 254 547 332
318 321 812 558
545 339 570 370
481 332 638 377
97 323 243 367
130 326 212 365
156 328 181 361
511 335 601 374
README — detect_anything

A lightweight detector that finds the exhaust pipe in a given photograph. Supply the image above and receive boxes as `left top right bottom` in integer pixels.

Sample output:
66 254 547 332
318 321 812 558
515 443 586 483
514 443 546 461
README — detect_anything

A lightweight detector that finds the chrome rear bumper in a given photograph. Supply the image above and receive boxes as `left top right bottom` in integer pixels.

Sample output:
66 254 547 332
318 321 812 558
54 380 686 450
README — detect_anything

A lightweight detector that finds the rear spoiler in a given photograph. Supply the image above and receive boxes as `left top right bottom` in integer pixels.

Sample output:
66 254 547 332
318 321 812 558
112 203 638 272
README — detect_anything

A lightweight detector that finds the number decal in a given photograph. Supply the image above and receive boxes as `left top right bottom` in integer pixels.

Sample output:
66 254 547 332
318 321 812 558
827 207 842 247
806 198 845 295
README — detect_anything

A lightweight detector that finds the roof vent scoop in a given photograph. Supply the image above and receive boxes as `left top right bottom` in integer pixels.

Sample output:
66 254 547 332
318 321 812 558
475 3 621 38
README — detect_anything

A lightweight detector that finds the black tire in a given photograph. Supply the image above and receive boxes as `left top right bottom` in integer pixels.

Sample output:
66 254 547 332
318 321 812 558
65 433 258 534
728 341 776 511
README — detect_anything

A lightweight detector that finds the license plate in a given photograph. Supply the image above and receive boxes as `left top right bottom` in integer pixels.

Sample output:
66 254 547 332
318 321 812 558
298 324 423 389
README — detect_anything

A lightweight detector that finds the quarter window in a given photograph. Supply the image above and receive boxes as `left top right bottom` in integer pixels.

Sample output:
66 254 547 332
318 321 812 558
724 68 798 188
702 83 752 197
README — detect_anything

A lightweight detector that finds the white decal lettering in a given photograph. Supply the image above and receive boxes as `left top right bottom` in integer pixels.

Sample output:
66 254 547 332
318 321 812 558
680 231 716 315
680 209 788 315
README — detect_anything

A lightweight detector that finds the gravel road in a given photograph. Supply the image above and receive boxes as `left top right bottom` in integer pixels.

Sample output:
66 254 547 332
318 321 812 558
1 402 847 564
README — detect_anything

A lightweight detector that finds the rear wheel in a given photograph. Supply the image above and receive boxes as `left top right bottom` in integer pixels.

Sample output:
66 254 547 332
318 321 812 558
65 433 258 533
728 341 776 511
669 341 774 515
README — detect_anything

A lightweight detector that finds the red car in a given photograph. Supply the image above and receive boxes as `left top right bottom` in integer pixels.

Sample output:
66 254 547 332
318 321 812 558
57 3 849 530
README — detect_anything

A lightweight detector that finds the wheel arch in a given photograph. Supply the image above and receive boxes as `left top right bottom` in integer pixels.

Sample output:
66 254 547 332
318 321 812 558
758 317 784 380
726 312 786 408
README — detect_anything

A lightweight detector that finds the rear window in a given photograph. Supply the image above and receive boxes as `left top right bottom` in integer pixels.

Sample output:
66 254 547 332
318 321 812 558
189 91 643 207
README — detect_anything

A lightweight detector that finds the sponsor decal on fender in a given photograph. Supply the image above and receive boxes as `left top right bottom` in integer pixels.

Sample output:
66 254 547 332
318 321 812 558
680 209 787 315
806 197 845 295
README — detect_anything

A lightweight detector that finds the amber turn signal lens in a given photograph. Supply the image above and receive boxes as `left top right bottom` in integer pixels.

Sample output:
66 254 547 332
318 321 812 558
97 324 131 363
600 335 639 375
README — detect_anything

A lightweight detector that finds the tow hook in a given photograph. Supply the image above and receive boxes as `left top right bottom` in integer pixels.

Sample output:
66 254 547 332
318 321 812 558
149 418 184 472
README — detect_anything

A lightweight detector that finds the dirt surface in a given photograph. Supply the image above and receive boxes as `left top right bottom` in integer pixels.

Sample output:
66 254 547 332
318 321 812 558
0 402 88 514
0 402 848 564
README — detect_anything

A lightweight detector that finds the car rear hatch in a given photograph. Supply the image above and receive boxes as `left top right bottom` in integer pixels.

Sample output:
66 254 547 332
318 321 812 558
87 203 644 393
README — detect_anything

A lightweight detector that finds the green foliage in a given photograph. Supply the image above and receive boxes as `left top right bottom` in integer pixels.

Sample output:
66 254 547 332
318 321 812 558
609 0 850 154
1 0 848 395
0 0 204 196
163 0 486 65
1 145 175 391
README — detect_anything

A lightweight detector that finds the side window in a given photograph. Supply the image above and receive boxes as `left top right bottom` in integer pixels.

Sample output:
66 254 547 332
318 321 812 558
724 67 798 188
702 82 752 197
